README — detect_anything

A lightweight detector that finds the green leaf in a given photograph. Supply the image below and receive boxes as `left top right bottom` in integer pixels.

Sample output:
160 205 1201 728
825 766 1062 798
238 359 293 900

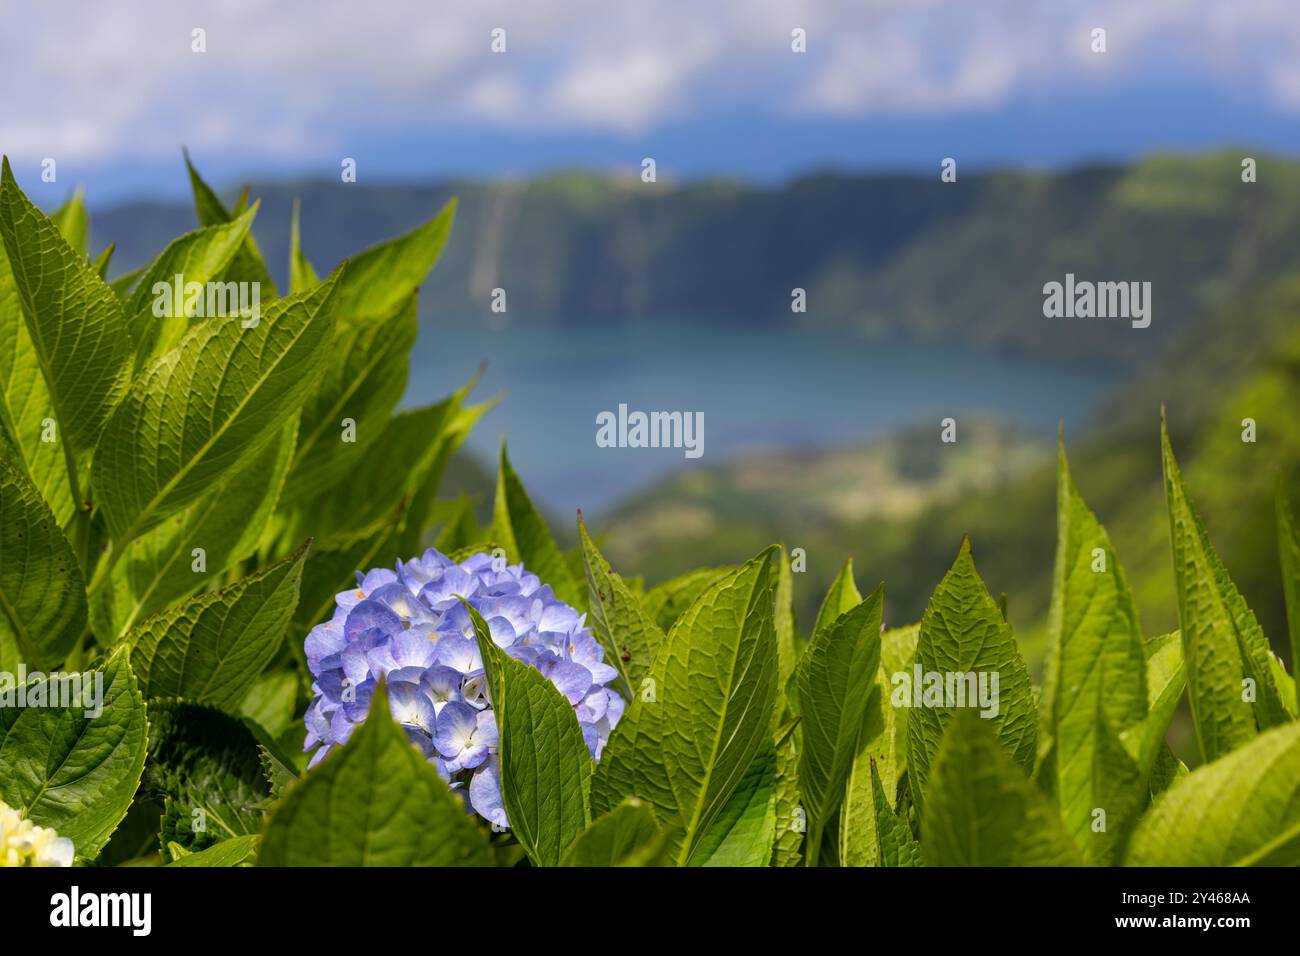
907 538 1036 813
395 392 491 555
840 680 897 867
258 681 493 866
92 796 165 866
288 199 320 294
774 547 800 692
432 496 481 553
167 834 259 867
327 200 456 323
770 553 802 871
126 542 309 708
1083 704 1148 864
782 560 845 712
258 744 301 800
1278 479 1300 699
870 759 921 867
0 454 87 670
95 267 343 546
491 443 583 608
91 417 297 639
592 547 779 866
248 712 308 799
183 150 277 296
51 190 89 258
771 719 804 867
109 266 144 301
279 377 484 552
0 648 148 861
562 798 668 866
1148 744 1188 797
124 206 258 367
1123 631 1186 775
689 741 777 867
144 701 269 855
0 242 75 524
795 579 884 860
1161 416 1288 762
0 158 132 465
880 624 920 777
578 512 664 694
882 624 920 673
837 629 920 868
1271 652 1297 716
641 566 734 634
465 601 592 867
91 243 114 279
922 711 1080 866
1126 720 1300 866
781 557 852 710
811 559 862 639
842 624 921 866
282 290 417 502
1039 439 1148 860
240 669 301 739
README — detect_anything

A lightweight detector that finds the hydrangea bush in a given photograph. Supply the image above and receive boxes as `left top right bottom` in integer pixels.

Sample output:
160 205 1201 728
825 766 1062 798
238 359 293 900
304 548 624 826
0 155 1297 869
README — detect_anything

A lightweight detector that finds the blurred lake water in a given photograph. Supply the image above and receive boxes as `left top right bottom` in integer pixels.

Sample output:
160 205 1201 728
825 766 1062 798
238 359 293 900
405 317 1124 516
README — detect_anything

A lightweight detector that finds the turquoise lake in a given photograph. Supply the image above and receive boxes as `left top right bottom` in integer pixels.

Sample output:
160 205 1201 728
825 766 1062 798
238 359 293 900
405 318 1125 517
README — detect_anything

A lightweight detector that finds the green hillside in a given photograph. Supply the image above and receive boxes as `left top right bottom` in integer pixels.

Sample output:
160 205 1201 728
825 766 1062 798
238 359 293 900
600 419 1048 585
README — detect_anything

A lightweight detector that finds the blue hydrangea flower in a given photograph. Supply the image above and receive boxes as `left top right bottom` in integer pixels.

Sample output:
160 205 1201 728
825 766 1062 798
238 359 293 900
303 548 626 827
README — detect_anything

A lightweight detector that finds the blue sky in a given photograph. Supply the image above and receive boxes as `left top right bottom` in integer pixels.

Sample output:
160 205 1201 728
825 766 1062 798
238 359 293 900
3 0 1299 203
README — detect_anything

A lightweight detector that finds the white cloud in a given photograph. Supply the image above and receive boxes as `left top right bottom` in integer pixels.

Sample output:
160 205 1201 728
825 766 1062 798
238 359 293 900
547 47 702 132
2 0 1299 166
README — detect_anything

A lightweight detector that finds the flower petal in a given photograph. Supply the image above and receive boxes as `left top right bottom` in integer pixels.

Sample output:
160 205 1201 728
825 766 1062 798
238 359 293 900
469 758 509 829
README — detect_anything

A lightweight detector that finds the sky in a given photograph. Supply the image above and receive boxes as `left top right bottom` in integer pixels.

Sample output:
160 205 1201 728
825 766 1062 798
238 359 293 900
3 0 1300 203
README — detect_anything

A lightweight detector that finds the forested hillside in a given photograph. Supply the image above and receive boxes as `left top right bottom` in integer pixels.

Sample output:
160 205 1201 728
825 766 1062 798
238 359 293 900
94 152 1300 365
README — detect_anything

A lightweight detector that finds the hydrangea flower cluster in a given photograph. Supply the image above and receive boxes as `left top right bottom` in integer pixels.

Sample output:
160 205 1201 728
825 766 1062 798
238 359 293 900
304 548 625 827
0 800 74 867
